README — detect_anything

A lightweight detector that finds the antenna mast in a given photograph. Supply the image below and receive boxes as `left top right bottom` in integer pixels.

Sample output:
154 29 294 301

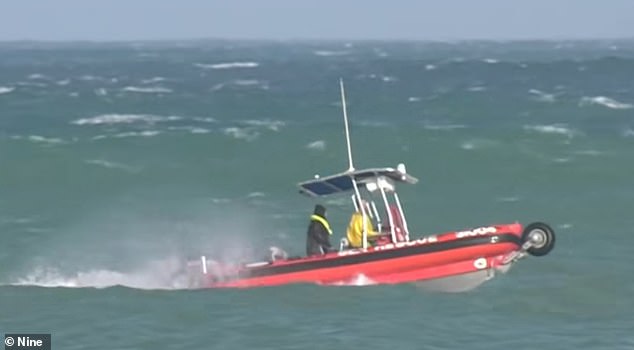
340 78 355 172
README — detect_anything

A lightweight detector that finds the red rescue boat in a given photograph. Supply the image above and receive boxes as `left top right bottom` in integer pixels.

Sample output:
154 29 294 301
186 80 556 291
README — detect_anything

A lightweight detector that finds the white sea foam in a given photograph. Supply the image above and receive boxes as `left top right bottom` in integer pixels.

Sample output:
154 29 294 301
313 50 349 56
358 74 397 83
573 149 605 156
189 127 210 134
114 131 161 138
307 140 326 150
358 120 390 128
552 157 572 163
223 127 259 141
91 131 162 140
212 79 269 91
192 117 216 123
523 124 576 138
84 159 141 173
579 96 632 109
234 79 265 87
460 139 498 150
122 86 172 93
72 114 181 126
94 88 108 96
425 64 436 70
422 122 467 131
461 142 475 150
167 126 211 134
78 75 102 81
28 73 47 80
529 89 556 103
12 135 65 144
194 61 259 69
241 119 285 131
28 135 65 144
408 97 421 102
56 79 70 86
141 76 166 84
0 86 15 95
16 81 47 87
374 50 388 58
382 75 397 82
10 259 188 290
483 58 499 64
467 86 486 92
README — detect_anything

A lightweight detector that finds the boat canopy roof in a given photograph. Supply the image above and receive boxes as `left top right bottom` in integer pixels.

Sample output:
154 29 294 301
298 165 418 197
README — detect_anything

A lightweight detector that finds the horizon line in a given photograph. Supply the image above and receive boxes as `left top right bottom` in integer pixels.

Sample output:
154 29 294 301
1 36 634 44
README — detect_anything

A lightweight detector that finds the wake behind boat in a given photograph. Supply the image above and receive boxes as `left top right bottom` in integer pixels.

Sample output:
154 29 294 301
186 80 556 291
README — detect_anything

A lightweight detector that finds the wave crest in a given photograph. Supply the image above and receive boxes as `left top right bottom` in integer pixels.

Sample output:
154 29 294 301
72 114 181 126
579 96 632 110
194 61 259 69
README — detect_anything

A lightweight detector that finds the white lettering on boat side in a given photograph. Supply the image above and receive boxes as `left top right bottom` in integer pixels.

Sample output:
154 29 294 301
455 226 497 239
357 235 439 253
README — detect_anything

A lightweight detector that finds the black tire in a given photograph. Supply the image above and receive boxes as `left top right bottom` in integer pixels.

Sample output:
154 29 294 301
521 222 556 257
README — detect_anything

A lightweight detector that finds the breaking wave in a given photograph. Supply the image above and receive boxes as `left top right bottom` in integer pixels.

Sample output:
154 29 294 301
11 135 66 144
212 79 269 91
194 61 259 69
523 124 577 137
241 119 285 132
529 89 556 103
28 73 48 80
141 77 167 84
0 86 15 94
422 122 467 131
92 131 161 140
579 96 633 110
167 126 211 134
306 140 326 151
223 127 259 141
122 86 172 94
72 114 182 125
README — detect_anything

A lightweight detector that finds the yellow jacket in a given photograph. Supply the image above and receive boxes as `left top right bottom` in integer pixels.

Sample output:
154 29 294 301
346 212 379 248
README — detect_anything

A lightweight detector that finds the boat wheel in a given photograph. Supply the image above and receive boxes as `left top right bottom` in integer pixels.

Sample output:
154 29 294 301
521 222 556 257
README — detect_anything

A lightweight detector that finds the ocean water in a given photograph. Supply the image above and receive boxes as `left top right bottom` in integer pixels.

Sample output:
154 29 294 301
1 39 633 349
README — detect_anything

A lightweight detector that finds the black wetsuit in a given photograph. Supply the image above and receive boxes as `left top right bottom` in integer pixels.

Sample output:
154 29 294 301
306 205 333 256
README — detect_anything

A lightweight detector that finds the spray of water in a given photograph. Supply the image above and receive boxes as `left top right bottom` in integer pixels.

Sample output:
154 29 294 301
5 199 284 290
328 274 378 287
10 257 188 290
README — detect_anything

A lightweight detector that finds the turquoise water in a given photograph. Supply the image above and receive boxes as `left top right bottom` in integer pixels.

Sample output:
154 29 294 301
1 40 633 349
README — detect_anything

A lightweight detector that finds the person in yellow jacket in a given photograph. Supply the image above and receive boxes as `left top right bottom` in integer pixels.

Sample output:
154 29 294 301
346 200 380 248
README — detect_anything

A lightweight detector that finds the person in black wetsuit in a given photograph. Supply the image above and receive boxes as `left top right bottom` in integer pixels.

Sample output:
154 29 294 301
306 204 334 256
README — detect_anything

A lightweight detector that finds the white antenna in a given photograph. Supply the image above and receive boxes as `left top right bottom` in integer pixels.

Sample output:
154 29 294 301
340 78 355 172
